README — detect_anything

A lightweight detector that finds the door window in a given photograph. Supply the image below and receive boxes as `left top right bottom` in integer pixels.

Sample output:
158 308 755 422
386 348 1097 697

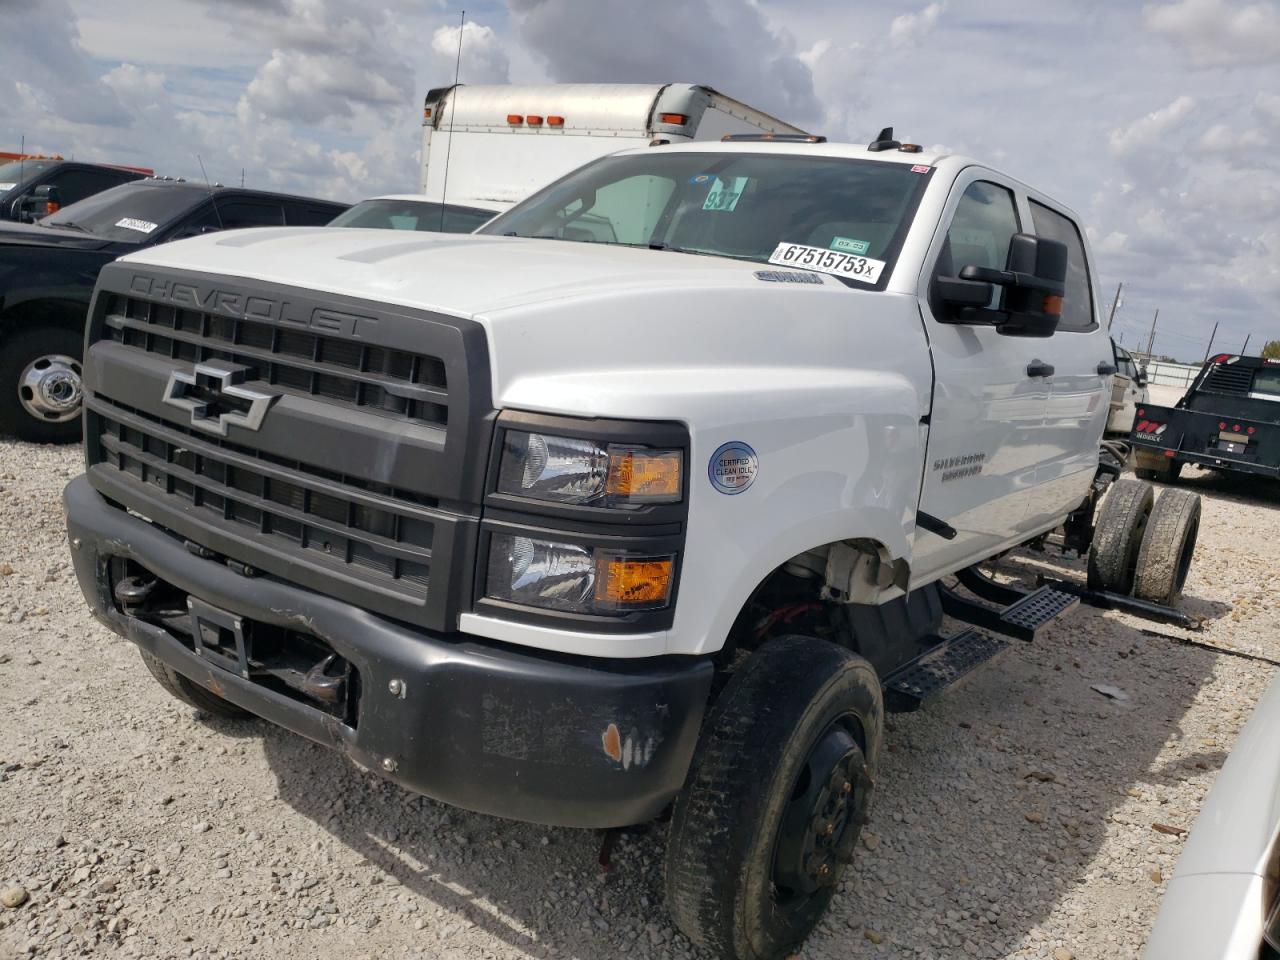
932 180 1020 310
1029 200 1095 332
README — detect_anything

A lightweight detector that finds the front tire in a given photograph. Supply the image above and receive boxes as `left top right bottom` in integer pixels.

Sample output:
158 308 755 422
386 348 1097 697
139 650 251 719
665 637 882 960
0 326 85 443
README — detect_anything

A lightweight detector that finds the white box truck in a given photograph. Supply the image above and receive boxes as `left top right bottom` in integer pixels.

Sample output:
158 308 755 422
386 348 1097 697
418 82 809 214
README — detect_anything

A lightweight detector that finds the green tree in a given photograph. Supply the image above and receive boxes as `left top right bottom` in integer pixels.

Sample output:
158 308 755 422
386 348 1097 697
1263 339 1280 360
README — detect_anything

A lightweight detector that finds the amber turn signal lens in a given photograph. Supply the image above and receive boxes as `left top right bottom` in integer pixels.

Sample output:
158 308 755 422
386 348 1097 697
606 450 682 502
1042 294 1063 316
659 112 689 125
595 557 674 608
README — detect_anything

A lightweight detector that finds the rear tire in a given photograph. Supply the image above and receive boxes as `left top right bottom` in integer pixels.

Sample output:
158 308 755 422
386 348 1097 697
0 326 85 444
1133 489 1201 605
139 650 251 719
1087 478 1155 595
664 637 882 960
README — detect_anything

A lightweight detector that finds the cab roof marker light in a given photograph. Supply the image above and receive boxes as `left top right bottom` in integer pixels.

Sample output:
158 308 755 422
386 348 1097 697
720 133 828 143
547 115 565 127
526 115 544 126
506 114 523 125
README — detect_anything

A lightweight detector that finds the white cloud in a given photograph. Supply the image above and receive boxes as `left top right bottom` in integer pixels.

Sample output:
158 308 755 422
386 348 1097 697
506 0 823 128
1257 91 1280 124
889 2 947 46
1108 95 1197 155
1144 0 1280 67
430 21 511 84
1191 122 1269 150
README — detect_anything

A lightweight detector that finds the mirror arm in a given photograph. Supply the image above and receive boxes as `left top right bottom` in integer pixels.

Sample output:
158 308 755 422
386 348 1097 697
959 264 1064 296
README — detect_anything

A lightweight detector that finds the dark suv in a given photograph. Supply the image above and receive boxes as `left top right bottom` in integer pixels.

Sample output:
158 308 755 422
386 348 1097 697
0 178 348 442
0 158 152 223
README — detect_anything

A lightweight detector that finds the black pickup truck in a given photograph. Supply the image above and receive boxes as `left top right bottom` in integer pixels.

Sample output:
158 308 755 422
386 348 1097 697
1131 354 1280 482
0 178 347 442
0 158 151 222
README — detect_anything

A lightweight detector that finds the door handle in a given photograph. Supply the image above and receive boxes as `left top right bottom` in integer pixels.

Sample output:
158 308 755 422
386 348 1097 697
1097 362 1116 376
1026 360 1055 378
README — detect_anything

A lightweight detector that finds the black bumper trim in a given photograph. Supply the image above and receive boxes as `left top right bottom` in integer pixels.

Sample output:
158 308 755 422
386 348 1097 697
65 475 713 829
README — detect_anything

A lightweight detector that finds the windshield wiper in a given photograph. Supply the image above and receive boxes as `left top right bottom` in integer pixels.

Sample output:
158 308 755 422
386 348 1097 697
647 241 760 263
44 220 88 233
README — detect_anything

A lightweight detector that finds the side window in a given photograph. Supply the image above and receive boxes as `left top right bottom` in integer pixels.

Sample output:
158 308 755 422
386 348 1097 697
1029 199 1095 332
932 180 1020 310
48 169 131 205
284 202 343 226
214 199 285 229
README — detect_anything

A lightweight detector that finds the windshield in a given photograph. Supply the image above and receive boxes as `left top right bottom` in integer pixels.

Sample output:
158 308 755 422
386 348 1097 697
0 159 57 192
329 199 496 234
42 181 198 241
479 152 929 283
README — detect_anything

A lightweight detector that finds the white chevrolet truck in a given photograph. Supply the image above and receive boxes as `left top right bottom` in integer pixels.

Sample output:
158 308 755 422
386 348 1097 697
63 130 1201 959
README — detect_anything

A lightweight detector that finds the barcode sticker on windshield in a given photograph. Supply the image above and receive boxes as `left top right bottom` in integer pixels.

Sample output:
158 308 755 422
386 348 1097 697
768 242 885 284
115 217 158 234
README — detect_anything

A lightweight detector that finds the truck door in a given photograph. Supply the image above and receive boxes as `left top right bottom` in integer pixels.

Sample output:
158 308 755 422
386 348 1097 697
1022 198 1111 529
910 172 1051 586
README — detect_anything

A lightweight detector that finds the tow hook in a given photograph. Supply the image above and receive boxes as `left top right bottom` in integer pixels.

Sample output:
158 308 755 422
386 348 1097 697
113 575 157 610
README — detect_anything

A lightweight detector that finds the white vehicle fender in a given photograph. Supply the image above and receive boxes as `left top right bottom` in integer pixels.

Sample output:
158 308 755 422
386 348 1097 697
499 364 930 657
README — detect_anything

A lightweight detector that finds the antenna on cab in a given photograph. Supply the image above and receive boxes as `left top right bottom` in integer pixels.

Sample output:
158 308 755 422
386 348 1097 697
438 9 465 233
196 154 225 231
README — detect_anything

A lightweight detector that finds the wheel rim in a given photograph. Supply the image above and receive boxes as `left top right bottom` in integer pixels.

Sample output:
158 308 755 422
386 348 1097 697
772 717 869 905
18 353 83 423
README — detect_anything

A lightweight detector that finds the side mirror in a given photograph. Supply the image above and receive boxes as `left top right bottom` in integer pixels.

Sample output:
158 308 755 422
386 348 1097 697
1135 369 1149 388
17 185 61 223
938 232 1068 338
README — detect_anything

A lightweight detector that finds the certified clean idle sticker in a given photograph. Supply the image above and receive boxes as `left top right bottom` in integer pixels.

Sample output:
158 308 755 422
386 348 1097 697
768 242 885 284
709 441 758 495
115 217 158 234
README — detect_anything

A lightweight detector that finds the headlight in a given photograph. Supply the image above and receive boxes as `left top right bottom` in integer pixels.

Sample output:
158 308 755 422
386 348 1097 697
486 534 674 614
497 431 682 507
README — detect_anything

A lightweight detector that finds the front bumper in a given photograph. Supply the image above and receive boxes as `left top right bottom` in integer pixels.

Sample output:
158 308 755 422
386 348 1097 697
64 475 713 829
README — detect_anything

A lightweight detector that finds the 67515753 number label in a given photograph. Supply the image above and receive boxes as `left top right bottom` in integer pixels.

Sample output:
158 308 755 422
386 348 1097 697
767 242 885 284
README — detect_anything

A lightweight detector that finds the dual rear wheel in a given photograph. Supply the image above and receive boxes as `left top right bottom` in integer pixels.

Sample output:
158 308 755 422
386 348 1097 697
1087 478 1200 605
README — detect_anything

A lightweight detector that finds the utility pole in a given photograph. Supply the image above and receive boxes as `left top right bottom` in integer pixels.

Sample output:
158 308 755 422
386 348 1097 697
1144 308 1159 359
1241 333 1251 355
1105 281 1123 329
1202 320 1220 362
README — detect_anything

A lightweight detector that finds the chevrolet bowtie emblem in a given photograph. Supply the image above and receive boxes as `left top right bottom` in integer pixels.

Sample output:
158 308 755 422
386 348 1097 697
161 361 277 436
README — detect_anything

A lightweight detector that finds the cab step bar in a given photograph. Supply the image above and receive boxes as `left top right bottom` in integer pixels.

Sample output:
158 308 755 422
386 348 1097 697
882 628 1008 712
939 566 1078 642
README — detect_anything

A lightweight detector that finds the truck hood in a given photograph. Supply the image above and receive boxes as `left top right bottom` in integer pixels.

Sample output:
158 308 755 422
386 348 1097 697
120 226 802 317
119 226 923 423
0 220 117 251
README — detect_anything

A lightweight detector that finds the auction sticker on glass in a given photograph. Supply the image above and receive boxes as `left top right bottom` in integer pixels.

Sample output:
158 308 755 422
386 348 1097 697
115 217 158 234
709 441 758 495
768 242 884 284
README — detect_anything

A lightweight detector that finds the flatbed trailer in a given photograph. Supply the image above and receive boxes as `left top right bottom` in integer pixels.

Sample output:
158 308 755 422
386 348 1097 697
1132 354 1280 482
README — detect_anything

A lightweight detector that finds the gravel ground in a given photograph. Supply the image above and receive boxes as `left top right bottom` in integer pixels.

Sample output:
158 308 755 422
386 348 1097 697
2 435 1278 960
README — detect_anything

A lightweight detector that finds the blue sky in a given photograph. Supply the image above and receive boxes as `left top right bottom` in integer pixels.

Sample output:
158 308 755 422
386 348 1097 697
1 0 1277 360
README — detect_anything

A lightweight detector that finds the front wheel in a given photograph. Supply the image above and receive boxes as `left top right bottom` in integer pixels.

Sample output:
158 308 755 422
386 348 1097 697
0 326 85 443
664 637 882 960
